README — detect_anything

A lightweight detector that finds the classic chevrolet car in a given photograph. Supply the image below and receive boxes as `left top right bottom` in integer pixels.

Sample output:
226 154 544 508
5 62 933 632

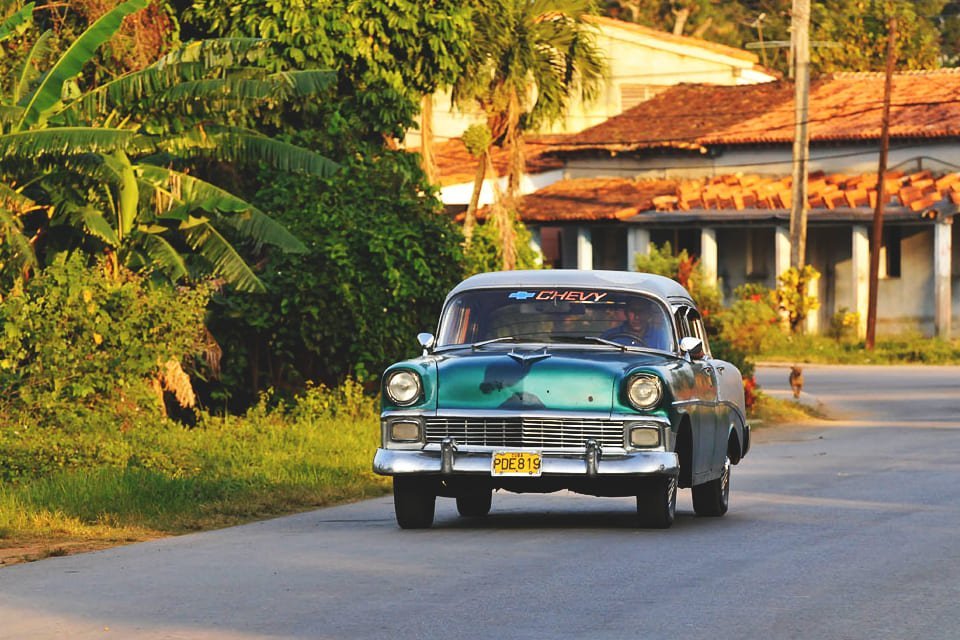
373 270 750 529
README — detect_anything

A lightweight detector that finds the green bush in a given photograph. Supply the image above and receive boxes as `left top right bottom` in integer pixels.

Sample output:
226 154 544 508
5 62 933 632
463 216 543 276
0 256 209 420
204 151 464 409
715 284 782 356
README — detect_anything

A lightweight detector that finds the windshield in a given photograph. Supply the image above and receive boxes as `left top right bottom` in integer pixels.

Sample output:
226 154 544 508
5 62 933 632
437 287 675 351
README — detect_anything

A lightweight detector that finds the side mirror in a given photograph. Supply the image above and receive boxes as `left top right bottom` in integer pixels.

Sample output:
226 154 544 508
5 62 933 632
417 332 436 356
679 336 705 359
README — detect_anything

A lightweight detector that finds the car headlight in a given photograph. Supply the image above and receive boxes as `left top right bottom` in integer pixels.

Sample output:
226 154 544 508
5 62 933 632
626 374 662 410
385 370 422 406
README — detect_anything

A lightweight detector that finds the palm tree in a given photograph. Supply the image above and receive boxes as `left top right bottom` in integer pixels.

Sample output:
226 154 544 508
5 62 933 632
454 0 605 269
0 0 338 292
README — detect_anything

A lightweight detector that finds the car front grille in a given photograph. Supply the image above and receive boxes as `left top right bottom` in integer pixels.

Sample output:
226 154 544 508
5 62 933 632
425 417 625 450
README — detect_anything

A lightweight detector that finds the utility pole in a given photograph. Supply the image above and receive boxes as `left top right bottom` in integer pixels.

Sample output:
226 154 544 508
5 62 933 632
866 17 898 350
789 0 810 270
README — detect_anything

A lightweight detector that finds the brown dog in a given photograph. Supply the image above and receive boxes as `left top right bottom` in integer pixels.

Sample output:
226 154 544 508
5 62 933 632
789 366 804 399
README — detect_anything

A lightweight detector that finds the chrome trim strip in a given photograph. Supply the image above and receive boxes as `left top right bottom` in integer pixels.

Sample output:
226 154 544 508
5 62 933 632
373 448 679 477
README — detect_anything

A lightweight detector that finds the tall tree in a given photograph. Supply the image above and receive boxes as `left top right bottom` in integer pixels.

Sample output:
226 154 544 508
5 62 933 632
184 0 473 143
602 1 952 75
0 1 338 292
455 0 605 269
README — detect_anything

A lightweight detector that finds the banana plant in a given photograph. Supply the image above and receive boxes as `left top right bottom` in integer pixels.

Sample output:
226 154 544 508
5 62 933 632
0 0 338 292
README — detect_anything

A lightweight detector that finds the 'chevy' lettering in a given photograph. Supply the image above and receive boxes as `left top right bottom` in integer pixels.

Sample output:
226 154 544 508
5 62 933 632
534 290 608 302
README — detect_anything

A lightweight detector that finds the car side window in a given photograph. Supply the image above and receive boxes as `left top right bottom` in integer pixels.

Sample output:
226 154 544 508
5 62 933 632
687 311 712 358
674 307 692 339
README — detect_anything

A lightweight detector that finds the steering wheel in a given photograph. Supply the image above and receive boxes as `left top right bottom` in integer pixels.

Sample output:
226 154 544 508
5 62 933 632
605 332 646 346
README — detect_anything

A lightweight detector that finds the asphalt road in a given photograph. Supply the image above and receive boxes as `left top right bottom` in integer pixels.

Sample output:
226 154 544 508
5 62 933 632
2 364 959 640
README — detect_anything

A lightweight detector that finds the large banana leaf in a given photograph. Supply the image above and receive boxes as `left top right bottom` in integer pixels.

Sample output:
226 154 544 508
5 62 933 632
137 164 305 253
158 128 339 178
0 206 37 271
0 128 142 162
0 3 34 43
183 222 265 293
135 233 188 282
156 38 270 68
15 29 52 103
56 63 334 125
0 182 39 270
53 202 119 246
17 0 148 130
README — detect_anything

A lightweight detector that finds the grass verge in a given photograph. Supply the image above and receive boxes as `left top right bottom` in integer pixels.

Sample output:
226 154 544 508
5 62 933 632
748 392 828 427
757 334 960 365
0 384 390 566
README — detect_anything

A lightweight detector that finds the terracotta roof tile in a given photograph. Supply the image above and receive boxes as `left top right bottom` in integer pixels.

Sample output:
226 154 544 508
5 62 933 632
415 137 565 186
512 177 680 222
516 171 960 221
559 69 960 152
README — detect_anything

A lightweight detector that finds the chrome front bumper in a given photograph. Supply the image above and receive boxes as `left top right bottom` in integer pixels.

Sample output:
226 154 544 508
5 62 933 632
373 446 678 477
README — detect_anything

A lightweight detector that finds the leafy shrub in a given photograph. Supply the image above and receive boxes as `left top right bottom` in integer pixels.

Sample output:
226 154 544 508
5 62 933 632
829 307 860 341
463 217 543 276
715 284 782 356
204 151 464 409
0 256 209 419
636 242 757 404
773 265 821 332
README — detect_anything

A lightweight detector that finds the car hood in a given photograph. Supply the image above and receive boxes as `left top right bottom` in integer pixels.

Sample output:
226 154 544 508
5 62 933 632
434 346 672 413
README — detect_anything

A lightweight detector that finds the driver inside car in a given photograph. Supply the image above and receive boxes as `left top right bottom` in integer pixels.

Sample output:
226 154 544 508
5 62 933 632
601 299 669 350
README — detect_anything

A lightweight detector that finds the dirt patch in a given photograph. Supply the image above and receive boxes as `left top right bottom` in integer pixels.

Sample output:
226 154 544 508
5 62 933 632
0 538 155 568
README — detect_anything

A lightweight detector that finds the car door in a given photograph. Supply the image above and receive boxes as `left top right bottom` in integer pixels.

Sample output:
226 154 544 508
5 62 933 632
676 307 719 484
687 311 727 476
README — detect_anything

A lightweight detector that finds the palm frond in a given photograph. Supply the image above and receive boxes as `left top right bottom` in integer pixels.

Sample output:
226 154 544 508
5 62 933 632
54 61 210 123
0 206 37 271
137 163 305 252
271 70 337 96
158 128 339 177
156 38 271 68
135 232 188 282
48 200 120 247
183 222 265 293
0 128 141 162
15 29 52 104
17 0 149 130
0 3 34 43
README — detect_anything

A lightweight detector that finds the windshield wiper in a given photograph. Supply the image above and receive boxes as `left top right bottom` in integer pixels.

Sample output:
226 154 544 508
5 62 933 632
471 335 523 349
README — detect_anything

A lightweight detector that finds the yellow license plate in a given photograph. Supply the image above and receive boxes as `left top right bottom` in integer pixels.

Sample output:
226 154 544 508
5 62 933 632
492 451 542 476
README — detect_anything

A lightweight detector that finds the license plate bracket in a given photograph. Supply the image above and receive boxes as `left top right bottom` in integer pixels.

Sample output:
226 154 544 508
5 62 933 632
492 451 542 476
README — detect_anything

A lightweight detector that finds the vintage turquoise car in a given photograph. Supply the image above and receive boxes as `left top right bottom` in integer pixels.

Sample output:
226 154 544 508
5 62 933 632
373 270 750 529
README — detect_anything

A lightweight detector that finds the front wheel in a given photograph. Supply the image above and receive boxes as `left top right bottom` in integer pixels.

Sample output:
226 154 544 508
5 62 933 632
393 476 436 529
692 457 730 517
636 476 677 529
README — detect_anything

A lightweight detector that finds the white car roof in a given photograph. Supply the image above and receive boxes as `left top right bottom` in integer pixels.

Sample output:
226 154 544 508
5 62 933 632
446 270 695 306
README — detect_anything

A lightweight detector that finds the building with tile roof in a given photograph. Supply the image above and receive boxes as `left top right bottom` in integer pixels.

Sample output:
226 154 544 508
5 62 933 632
558 69 960 180
512 70 960 338
408 15 776 208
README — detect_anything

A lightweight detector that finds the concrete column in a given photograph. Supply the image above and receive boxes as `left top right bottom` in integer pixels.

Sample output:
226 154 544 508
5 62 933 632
774 226 791 281
626 227 650 271
700 227 718 288
851 225 870 339
577 226 593 271
934 217 953 338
